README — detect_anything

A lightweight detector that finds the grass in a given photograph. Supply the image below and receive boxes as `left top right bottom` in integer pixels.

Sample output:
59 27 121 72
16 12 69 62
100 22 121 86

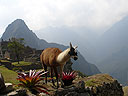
83 74 115 87
12 61 32 66
0 60 10 62
123 86 128 96
0 65 19 84
85 79 96 87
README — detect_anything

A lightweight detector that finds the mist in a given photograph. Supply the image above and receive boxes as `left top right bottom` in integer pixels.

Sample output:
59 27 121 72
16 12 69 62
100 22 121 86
0 0 128 36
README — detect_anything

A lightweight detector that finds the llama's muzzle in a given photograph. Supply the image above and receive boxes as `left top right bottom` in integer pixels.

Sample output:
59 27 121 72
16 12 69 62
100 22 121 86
74 56 78 60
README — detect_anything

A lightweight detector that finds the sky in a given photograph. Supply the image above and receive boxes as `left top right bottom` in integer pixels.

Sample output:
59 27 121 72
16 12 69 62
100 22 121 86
0 0 128 37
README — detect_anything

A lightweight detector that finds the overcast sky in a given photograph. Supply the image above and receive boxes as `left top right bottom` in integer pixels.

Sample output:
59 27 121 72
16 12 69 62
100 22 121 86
0 0 128 37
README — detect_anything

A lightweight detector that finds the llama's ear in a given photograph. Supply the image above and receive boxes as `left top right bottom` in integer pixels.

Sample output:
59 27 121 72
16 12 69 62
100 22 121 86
70 42 73 48
74 46 78 49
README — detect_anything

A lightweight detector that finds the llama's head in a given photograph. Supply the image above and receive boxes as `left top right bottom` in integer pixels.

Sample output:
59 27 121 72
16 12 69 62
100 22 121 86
68 42 78 60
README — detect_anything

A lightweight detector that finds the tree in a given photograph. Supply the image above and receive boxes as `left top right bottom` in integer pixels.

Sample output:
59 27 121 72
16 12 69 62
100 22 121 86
8 38 25 64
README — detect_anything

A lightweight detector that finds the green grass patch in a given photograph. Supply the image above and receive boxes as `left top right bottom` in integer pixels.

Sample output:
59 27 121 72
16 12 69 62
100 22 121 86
0 66 19 84
123 86 128 96
0 60 10 62
85 79 96 86
84 74 115 87
75 70 87 77
12 61 32 66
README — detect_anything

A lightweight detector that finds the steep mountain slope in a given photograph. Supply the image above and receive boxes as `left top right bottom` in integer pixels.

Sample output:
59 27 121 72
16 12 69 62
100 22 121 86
36 26 99 64
1 19 100 75
98 47 128 85
96 16 128 85
2 19 40 48
96 16 128 61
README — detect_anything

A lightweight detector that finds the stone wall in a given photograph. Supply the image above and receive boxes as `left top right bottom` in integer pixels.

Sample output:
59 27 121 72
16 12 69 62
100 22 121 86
0 73 124 96
24 58 37 63
0 60 73 72
53 74 124 96
15 63 42 71
0 73 6 93
0 61 42 71
0 62 13 70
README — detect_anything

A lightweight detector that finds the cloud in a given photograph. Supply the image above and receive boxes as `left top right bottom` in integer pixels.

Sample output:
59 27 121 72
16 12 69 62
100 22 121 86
0 0 128 35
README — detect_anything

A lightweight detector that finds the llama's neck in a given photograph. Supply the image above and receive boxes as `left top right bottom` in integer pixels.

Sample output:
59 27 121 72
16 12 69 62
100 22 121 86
56 48 70 64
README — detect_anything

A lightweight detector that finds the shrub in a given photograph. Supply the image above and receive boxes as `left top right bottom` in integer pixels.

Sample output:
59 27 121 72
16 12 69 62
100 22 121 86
12 67 23 72
85 79 96 86
17 70 49 95
76 70 87 78
62 71 77 86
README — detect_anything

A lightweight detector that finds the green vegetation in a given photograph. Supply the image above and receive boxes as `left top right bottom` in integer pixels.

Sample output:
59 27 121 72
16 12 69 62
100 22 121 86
8 38 25 64
12 67 23 71
76 70 87 78
17 70 49 95
0 60 10 62
0 66 19 84
85 79 96 86
12 61 32 66
84 74 114 87
62 71 77 86
123 86 128 96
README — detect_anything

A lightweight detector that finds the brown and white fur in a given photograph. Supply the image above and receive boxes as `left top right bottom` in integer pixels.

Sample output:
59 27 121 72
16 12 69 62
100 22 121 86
40 43 78 88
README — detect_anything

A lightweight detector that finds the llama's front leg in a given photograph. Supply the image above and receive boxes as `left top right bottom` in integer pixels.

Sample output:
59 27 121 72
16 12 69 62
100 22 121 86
53 67 59 88
60 65 64 87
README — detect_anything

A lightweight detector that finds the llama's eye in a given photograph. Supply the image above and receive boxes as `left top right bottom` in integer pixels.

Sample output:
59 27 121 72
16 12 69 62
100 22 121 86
68 51 72 55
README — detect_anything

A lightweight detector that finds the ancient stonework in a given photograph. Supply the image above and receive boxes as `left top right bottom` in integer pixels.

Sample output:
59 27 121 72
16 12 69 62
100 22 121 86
0 73 6 93
52 74 124 96
0 73 124 96
7 88 27 96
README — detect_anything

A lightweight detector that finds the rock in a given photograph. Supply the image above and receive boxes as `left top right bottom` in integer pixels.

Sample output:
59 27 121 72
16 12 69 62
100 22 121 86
79 93 90 96
16 88 27 96
54 80 88 96
7 88 27 96
7 91 18 96
65 92 78 96
5 83 13 92
75 81 85 93
52 74 124 96
39 92 49 96
0 73 6 93
77 81 85 89
83 74 124 96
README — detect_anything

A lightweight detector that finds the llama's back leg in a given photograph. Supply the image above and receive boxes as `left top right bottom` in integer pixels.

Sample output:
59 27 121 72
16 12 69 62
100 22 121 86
51 67 55 86
60 65 64 87
43 64 48 84
53 67 59 88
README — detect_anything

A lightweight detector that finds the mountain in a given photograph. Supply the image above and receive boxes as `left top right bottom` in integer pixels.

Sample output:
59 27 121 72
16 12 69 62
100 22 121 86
96 16 128 61
1 19 100 75
96 16 128 85
36 26 99 64
2 19 40 48
98 47 128 85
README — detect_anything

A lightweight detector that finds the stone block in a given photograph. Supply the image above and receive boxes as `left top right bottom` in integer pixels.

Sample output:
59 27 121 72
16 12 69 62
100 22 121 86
0 73 6 93
5 83 13 92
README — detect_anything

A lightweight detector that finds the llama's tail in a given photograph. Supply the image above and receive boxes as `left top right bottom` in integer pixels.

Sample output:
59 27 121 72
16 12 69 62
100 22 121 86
40 49 44 63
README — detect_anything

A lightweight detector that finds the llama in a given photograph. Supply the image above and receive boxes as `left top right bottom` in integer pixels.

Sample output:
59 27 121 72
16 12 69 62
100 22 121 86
40 43 78 88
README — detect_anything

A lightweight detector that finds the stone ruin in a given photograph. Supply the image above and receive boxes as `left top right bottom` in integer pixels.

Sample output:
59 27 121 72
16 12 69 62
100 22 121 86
0 73 124 96
53 74 124 96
